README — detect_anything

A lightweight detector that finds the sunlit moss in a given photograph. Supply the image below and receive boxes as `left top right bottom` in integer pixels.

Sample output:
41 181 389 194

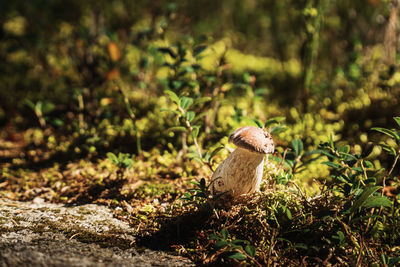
3 15 26 36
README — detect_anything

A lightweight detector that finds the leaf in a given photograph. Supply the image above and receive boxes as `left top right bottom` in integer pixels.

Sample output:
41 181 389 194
380 143 397 156
215 240 228 249
221 229 228 239
294 243 308 250
191 125 199 138
252 118 264 128
180 96 194 110
363 160 374 169
157 47 177 58
265 116 286 128
193 45 207 57
51 118 64 127
172 80 182 90
329 134 334 149
122 158 133 168
167 126 187 132
361 195 392 209
227 252 247 261
209 146 224 160
338 145 350 154
350 186 381 214
372 127 400 142
194 96 212 105
254 88 269 96
41 101 55 114
186 111 195 122
322 161 341 169
394 117 400 128
282 205 292 220
270 125 288 135
245 245 256 257
25 99 36 110
291 139 303 156
107 152 118 164
243 72 251 83
319 150 340 160
164 90 180 104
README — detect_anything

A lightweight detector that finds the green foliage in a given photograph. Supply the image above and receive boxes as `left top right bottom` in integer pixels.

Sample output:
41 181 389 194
209 229 258 264
107 152 133 179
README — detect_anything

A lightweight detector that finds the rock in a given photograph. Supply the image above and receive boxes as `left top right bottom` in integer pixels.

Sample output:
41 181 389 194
0 199 193 267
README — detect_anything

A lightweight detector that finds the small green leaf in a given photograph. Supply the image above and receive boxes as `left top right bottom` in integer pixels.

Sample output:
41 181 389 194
322 161 341 169
158 47 177 58
180 96 194 110
393 117 400 128
41 101 55 114
372 127 400 142
254 88 269 96
252 118 263 128
52 118 64 126
122 158 133 168
167 126 187 132
329 134 334 149
245 245 256 257
265 116 286 128
380 143 397 156
363 160 374 169
270 125 288 135
362 195 392 209
191 125 199 138
25 99 36 110
215 240 228 249
107 152 118 164
338 145 350 154
172 80 183 90
294 243 308 250
291 139 303 156
221 229 228 239
164 90 180 104
194 97 212 105
243 72 251 83
227 252 247 260
351 186 382 214
186 111 195 122
209 146 224 160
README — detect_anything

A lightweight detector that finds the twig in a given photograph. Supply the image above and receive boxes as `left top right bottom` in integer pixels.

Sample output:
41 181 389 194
69 232 81 240
382 153 399 196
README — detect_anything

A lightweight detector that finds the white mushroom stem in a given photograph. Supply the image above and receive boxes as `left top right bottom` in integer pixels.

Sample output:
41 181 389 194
211 147 265 198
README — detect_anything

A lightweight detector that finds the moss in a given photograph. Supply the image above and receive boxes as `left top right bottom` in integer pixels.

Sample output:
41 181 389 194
136 182 174 198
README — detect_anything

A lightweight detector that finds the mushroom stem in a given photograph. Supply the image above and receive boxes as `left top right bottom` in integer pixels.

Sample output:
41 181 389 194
211 147 265 198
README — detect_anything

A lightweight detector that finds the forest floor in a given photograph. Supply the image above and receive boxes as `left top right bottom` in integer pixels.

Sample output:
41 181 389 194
0 131 200 266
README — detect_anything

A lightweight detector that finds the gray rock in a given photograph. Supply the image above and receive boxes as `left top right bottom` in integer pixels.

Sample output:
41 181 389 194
0 199 194 267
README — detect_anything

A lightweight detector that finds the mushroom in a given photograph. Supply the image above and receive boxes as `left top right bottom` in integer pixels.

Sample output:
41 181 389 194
211 126 274 199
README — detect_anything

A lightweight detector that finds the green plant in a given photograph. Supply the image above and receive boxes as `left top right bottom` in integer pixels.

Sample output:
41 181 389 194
106 152 133 179
181 178 210 204
25 100 63 128
372 116 400 189
209 229 261 266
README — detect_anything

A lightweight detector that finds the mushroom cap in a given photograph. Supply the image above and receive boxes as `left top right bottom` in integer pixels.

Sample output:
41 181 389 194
229 126 274 154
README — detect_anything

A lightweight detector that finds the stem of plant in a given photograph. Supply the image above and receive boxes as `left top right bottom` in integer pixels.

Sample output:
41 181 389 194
122 91 142 155
178 106 202 159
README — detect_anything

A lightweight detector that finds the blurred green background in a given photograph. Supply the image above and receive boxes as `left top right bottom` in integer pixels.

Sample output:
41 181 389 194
1 0 399 165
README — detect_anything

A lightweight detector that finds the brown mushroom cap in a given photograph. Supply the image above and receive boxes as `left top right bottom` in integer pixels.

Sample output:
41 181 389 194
229 126 274 154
